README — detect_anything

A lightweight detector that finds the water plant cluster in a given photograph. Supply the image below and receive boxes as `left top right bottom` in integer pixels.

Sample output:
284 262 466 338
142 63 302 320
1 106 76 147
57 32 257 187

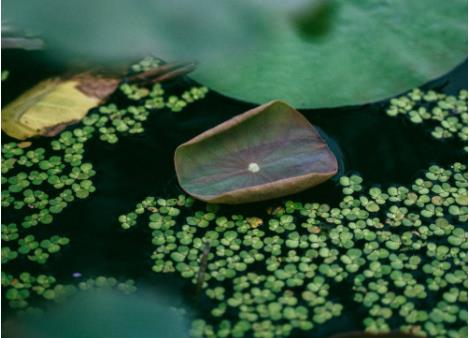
123 56 208 109
2 58 207 313
119 162 467 338
2 128 99 312
84 57 208 144
387 89 468 151
1 141 135 311
91 82 207 144
120 80 208 113
2 132 96 265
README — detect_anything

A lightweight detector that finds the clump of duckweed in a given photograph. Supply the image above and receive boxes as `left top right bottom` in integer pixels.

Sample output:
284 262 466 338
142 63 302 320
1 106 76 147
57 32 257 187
2 271 136 314
80 58 208 144
387 89 467 150
120 163 467 338
129 56 163 73
2 58 207 313
341 164 467 337
82 82 208 142
1 130 97 310
339 174 363 195
121 196 345 337
120 75 208 113
2 129 96 269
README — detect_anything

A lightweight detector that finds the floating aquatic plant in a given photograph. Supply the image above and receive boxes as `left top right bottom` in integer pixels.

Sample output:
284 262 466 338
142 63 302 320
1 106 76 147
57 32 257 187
1 58 208 313
175 100 338 204
82 58 208 144
1 132 96 269
190 1 467 108
122 196 346 337
1 126 97 310
2 58 206 276
1 75 119 140
120 162 467 338
2 57 208 142
386 89 468 151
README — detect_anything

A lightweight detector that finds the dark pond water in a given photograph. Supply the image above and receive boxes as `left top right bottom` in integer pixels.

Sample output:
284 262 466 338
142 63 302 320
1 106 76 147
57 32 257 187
2 50 467 337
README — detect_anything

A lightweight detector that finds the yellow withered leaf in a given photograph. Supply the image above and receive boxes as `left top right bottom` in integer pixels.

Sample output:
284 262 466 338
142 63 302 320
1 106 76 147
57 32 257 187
1 75 118 140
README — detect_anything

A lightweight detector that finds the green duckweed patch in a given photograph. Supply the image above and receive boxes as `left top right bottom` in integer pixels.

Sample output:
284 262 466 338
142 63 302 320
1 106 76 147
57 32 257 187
2 58 466 337
1 57 209 313
387 89 468 151
120 162 467 338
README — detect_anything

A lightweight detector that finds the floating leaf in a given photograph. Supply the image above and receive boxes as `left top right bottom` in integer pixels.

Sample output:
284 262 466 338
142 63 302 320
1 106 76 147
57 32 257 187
191 0 467 108
174 100 338 204
1 75 119 140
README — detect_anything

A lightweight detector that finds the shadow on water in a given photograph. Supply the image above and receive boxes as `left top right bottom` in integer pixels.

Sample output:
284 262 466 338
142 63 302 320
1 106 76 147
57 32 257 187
2 49 467 335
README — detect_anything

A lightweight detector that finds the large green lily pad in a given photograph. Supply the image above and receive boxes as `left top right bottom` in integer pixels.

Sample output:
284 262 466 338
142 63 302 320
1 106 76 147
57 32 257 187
174 100 338 204
191 0 467 108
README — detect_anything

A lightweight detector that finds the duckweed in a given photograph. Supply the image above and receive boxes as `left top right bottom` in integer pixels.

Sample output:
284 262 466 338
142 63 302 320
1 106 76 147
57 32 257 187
120 162 467 338
387 89 468 151
2 57 206 313
80 62 208 144
2 132 96 269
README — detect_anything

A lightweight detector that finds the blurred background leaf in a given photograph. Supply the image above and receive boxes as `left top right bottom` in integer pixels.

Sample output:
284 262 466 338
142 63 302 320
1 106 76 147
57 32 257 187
3 289 190 338
3 0 467 108
190 0 468 108
2 0 273 69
